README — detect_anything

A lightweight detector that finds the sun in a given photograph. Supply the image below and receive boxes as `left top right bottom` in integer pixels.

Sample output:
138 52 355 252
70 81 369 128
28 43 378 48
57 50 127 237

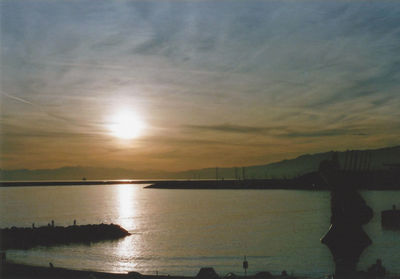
108 110 145 139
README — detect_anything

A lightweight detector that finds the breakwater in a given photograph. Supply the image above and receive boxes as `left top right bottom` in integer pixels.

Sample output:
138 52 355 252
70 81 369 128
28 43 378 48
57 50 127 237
0 223 131 250
145 170 400 190
145 179 302 190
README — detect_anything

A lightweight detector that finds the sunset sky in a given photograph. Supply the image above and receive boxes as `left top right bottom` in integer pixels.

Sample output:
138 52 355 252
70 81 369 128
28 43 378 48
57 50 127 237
1 0 400 171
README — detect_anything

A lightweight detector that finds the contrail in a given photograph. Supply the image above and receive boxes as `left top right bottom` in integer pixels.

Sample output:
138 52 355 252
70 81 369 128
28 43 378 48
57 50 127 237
1 92 37 107
1 91 102 133
0 91 70 123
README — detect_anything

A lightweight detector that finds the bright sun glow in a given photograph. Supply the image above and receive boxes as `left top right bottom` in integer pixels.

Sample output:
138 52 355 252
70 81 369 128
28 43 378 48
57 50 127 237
109 110 145 139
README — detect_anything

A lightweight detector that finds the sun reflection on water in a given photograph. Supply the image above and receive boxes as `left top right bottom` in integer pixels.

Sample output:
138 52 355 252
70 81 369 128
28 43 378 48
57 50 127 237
117 184 137 231
113 184 140 273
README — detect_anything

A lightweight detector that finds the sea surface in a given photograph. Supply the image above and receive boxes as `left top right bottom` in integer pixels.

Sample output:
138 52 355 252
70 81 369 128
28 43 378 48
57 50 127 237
1 184 400 278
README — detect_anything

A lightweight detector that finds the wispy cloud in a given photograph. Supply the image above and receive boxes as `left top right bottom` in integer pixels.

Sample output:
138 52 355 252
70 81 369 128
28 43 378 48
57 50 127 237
186 124 285 135
282 129 368 139
185 124 371 139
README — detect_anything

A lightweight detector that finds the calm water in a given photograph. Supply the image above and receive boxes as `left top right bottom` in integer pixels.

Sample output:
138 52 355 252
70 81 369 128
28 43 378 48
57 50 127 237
1 184 400 278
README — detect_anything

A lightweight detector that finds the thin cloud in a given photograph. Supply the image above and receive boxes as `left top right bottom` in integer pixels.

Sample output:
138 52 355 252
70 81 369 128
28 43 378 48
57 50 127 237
281 128 368 139
186 124 285 135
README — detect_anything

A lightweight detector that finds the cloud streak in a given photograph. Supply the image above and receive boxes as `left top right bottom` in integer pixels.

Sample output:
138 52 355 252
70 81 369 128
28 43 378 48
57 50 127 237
185 123 370 139
186 124 284 135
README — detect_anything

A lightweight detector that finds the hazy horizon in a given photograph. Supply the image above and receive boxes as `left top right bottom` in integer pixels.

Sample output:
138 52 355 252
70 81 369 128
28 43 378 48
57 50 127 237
1 144 399 173
1 0 400 171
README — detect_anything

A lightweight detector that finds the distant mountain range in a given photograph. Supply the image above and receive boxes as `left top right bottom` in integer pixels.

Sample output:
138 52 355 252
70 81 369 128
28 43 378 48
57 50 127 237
1 145 399 181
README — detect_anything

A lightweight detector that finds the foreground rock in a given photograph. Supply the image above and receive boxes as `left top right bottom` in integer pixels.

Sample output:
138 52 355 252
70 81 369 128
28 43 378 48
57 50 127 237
0 223 131 249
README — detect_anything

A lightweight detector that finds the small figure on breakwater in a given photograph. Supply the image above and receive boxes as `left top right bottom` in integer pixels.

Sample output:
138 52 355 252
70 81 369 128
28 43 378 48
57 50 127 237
243 256 248 276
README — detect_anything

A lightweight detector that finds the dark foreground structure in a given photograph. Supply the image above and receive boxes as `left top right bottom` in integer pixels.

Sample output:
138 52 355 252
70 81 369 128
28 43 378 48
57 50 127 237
0 223 130 250
319 153 373 278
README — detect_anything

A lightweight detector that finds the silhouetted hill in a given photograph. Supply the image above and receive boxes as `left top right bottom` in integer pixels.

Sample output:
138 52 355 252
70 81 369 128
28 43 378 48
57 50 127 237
1 145 399 181
175 145 400 179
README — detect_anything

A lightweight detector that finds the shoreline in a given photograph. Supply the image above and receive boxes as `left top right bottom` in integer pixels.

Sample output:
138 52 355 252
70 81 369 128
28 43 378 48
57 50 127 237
1 261 303 279
3 261 400 279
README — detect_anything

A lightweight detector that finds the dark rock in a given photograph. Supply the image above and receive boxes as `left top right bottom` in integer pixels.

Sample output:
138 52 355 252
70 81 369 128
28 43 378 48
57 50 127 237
196 268 219 279
0 223 131 250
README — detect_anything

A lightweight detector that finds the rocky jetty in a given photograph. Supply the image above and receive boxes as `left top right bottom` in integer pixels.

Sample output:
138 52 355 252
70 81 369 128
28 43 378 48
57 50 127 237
0 223 131 250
